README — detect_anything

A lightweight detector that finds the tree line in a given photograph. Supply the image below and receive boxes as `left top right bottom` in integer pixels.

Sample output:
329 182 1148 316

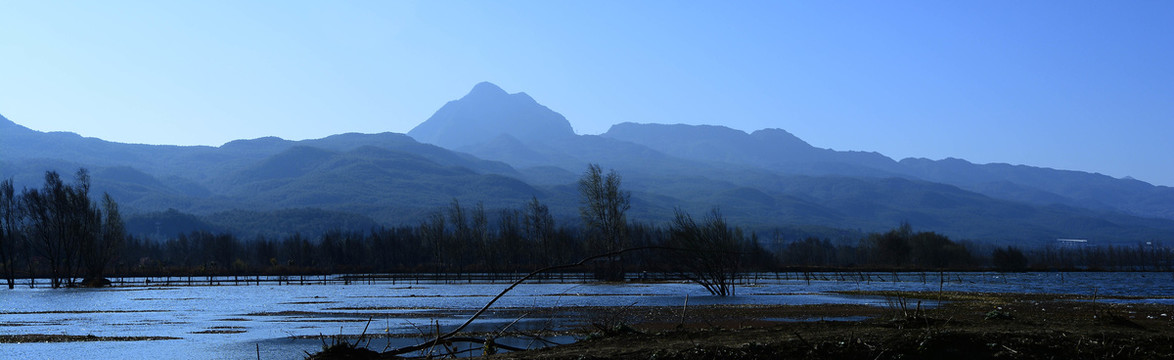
0 169 125 289
774 225 1171 272
2 166 1171 291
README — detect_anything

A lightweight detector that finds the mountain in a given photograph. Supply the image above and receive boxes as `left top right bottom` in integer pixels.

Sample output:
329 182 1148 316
603 123 901 177
400 84 1174 245
4 81 1174 245
601 122 1174 222
898 157 1174 220
407 82 576 150
219 145 542 220
403 87 777 194
124 208 381 240
1 110 546 236
1 113 215 179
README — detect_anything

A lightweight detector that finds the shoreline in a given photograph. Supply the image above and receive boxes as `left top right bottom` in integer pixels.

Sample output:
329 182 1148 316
485 291 1174 359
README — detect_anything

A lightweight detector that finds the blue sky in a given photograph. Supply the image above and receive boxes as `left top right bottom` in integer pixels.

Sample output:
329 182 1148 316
2 1 1172 186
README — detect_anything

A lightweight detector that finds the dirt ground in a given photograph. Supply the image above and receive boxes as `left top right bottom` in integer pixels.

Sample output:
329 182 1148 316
308 290 1174 359
493 291 1174 360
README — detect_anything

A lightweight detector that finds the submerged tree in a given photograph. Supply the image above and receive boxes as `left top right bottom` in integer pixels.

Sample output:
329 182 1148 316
666 208 743 296
578 164 630 281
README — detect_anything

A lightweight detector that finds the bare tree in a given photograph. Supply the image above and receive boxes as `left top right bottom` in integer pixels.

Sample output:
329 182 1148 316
666 208 743 296
419 211 446 271
0 179 21 289
523 196 556 265
446 198 474 270
20 169 101 288
470 202 492 271
578 164 630 281
22 171 69 288
496 208 525 268
81 193 124 286
58 169 96 287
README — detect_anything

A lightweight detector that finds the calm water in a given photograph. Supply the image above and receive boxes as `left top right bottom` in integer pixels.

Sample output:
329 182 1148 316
1 272 1170 359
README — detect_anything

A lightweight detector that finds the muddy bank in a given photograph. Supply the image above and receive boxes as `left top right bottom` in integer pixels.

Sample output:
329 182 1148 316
480 291 1174 360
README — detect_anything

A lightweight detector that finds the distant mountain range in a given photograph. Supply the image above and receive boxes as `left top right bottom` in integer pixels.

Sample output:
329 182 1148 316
601 123 1174 220
3 82 1173 246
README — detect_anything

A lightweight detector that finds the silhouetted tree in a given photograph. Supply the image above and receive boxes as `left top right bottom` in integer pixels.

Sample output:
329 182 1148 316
496 208 526 268
907 231 972 268
420 211 446 270
740 232 775 270
446 199 473 269
665 208 743 296
523 196 557 265
15 169 124 287
21 171 76 287
471 202 491 271
0 179 21 288
81 193 125 286
992 246 1028 272
578 164 630 281
780 237 839 267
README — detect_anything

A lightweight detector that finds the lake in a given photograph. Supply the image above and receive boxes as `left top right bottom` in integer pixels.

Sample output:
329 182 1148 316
2 272 1171 359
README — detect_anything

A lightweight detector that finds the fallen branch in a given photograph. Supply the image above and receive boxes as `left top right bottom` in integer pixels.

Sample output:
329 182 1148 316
382 246 664 357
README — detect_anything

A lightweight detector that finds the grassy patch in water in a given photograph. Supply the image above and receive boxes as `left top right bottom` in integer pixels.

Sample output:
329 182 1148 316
191 326 248 334
0 334 182 343
0 310 171 315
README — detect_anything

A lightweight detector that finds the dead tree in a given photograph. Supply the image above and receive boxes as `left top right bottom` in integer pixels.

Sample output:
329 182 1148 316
665 208 743 297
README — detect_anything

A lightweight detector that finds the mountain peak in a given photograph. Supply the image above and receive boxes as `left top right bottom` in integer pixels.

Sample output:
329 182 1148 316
750 128 812 148
462 82 541 106
408 82 576 150
467 81 509 98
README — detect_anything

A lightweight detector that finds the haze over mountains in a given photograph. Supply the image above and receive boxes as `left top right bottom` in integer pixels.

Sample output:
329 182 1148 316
3 82 1173 246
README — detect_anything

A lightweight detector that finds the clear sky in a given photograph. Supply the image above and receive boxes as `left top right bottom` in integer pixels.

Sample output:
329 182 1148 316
2 1 1171 186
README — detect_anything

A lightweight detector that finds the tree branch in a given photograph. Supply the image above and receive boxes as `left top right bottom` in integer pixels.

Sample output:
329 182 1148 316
383 246 666 356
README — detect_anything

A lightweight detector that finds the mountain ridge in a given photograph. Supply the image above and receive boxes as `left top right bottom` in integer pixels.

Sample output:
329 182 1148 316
601 122 1174 220
3 83 1172 245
